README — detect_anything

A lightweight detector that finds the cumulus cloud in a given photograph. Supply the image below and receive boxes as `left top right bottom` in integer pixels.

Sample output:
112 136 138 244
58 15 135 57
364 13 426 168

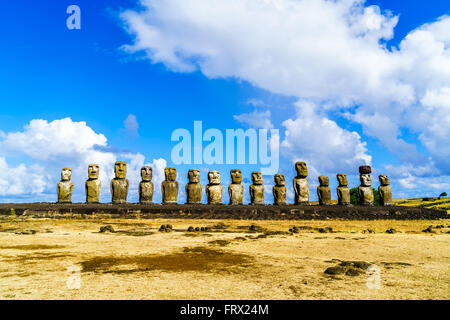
122 114 139 137
0 118 166 202
120 0 450 190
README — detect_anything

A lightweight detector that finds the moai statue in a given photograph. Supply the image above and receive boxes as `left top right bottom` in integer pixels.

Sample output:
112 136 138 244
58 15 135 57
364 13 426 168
317 175 332 205
358 165 374 206
161 167 178 204
378 174 393 206
111 161 129 204
206 171 222 204
272 174 287 205
250 171 264 205
57 167 73 203
139 166 154 204
186 169 202 204
336 173 351 206
293 161 309 205
85 164 101 203
228 169 243 205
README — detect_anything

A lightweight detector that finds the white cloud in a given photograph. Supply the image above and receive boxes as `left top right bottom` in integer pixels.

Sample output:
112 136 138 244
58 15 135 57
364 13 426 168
281 101 371 174
234 110 274 129
122 114 139 137
0 118 166 202
120 0 450 182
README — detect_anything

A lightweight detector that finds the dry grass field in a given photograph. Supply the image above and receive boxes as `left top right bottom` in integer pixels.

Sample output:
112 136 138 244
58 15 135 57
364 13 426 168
0 216 448 300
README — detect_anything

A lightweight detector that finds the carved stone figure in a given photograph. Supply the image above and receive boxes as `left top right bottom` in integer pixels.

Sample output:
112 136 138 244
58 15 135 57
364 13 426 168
358 165 374 206
57 167 73 203
111 161 129 204
273 174 286 205
186 169 202 204
317 175 332 205
161 167 178 204
85 164 101 203
336 173 351 206
206 171 222 204
139 166 154 204
293 161 309 205
378 174 393 206
228 169 243 205
250 171 264 205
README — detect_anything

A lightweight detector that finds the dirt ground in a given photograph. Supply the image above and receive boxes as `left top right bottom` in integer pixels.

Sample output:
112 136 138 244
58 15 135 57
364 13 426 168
0 218 448 300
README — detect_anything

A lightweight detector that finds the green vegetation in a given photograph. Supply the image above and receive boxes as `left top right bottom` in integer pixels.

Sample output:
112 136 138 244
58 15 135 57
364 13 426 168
350 187 381 205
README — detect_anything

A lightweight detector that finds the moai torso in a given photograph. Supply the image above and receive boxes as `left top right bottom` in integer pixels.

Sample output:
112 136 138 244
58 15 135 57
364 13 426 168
86 179 101 203
111 161 129 204
228 169 243 205
139 166 154 204
206 171 222 204
359 166 374 206
378 175 393 206
86 164 101 203
317 175 331 205
273 174 286 205
139 181 154 204
111 179 129 204
186 169 202 204
293 161 310 205
249 171 264 204
162 167 178 204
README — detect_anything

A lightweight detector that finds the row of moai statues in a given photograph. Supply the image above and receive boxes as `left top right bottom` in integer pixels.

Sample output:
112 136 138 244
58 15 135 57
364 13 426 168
57 161 393 206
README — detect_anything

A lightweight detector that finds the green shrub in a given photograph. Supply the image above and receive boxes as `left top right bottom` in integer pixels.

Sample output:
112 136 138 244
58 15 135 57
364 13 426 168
350 187 381 205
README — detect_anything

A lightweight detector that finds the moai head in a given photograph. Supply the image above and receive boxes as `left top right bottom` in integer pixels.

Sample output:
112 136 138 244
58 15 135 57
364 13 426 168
164 167 177 181
295 161 308 178
359 166 372 187
274 174 285 186
88 164 99 179
337 173 348 187
188 169 200 183
61 168 72 181
252 171 263 185
379 174 390 186
230 169 242 184
319 175 329 187
114 161 127 179
141 166 152 182
208 171 221 185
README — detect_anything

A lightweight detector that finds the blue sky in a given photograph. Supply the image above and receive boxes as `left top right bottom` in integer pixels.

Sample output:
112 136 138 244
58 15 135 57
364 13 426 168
0 0 449 203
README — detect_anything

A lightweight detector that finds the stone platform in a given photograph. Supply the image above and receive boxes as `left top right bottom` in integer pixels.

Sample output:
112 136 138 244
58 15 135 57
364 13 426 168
0 203 447 220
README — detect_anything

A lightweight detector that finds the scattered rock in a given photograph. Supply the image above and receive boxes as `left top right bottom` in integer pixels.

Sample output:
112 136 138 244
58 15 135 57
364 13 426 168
385 228 398 234
15 229 37 235
422 225 435 233
363 229 376 234
99 225 115 233
195 227 200 232
187 226 194 232
325 260 372 277
249 224 263 232
318 227 333 233
290 226 299 233
345 267 363 276
159 225 172 232
324 266 346 275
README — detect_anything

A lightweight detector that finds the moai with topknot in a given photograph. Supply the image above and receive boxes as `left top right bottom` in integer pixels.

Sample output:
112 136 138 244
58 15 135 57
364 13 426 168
111 161 129 204
228 169 243 205
273 174 287 205
336 173 351 206
206 171 222 204
186 169 202 204
378 174 393 206
139 166 154 204
162 167 178 204
85 164 101 203
317 175 332 205
57 167 73 203
293 161 309 205
250 171 264 205
358 165 374 206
